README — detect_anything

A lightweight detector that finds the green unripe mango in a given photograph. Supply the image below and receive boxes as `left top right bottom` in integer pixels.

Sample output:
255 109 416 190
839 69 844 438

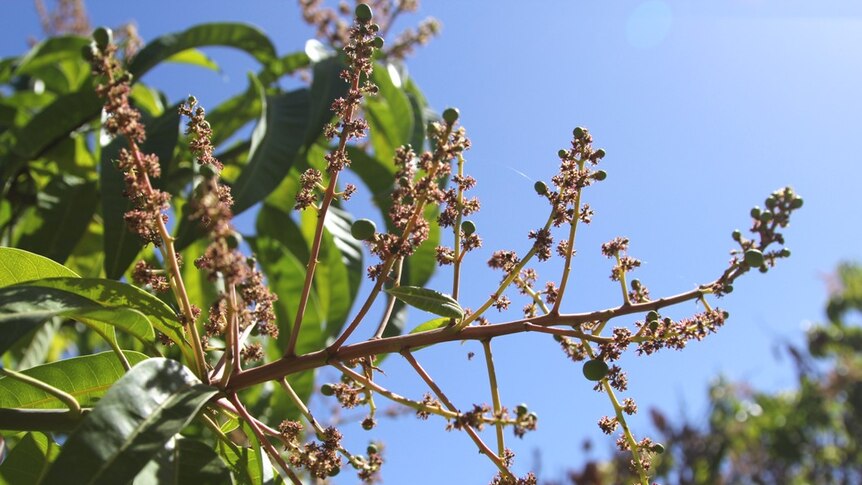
372 36 384 49
534 181 548 195
582 359 609 381
593 170 607 181
320 383 335 396
461 220 476 236
355 3 373 20
744 248 764 267
515 403 528 416
442 107 460 124
93 27 112 50
351 218 377 241
651 443 665 454
225 232 242 249
573 126 586 140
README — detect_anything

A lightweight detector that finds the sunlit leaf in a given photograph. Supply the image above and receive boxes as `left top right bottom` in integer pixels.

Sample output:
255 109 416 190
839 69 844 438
384 286 463 320
0 351 149 409
40 358 217 485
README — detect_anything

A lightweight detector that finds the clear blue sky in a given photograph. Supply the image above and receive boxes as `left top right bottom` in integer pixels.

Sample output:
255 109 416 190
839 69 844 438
4 1 862 483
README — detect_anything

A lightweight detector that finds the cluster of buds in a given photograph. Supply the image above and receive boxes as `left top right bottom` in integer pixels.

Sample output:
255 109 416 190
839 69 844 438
601 236 642 282
178 97 278 350
85 28 170 246
636 308 728 355
280 421 343 480
541 126 607 227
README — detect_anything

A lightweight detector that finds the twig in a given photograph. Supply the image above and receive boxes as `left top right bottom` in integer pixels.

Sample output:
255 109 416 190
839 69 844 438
401 351 515 481
481 339 505 458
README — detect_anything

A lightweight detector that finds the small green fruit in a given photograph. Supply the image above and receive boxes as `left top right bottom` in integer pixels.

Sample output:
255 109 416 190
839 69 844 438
328 466 341 477
744 248 764 267
372 36 384 49
732 229 742 241
320 383 335 396
779 248 791 258
361 418 375 430
760 211 773 222
461 220 476 236
791 197 804 209
765 195 777 209
651 443 665 454
515 403 528 416
355 3 373 21
367 443 379 455
582 359 610 381
630 278 641 290
724 284 734 293
593 170 607 181
646 310 659 323
750 206 761 219
558 149 568 158
573 126 586 140
351 218 376 241
225 232 242 249
81 44 97 61
534 181 548 196
93 27 113 50
442 107 460 124
593 148 606 159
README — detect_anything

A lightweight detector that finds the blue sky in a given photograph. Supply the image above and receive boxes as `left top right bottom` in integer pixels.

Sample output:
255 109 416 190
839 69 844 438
4 1 862 483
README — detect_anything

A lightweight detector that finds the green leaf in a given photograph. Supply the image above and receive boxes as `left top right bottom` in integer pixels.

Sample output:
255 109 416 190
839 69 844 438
0 351 148 409
207 75 261 147
133 438 231 485
128 23 277 79
230 85 310 215
100 105 180 279
216 440 270 485
11 88 101 160
384 286 463 320
19 277 183 347
365 62 414 164
13 36 90 78
40 358 217 485
15 175 98 264
305 56 349 148
408 317 450 334
0 286 153 353
324 206 363 303
0 432 59 485
0 247 78 288
164 48 220 72
403 77 432 153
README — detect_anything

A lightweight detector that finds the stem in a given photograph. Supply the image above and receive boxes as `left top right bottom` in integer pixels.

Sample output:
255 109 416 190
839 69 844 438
481 340 505 458
200 412 241 455
615 253 631 306
334 363 515 425
329 124 454 352
401 351 515 481
228 282 717 391
457 209 558 329
0 368 81 417
552 160 586 314
452 154 466 300
516 275 551 315
286 70 363 357
583 346 648 485
372 257 404 339
228 394 302 485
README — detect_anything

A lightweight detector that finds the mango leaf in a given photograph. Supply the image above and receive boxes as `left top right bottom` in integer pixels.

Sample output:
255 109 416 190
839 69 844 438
101 104 180 279
207 75 261 147
403 77 434 153
19 277 184 348
128 23 276 78
0 286 151 354
0 432 59 485
230 84 310 215
304 56 349 148
13 35 89 78
0 247 78 287
0 351 149 409
133 438 231 485
384 286 463 320
40 358 217 485
408 317 450 334
365 62 414 164
164 48 220 72
15 174 98 264
10 88 100 160
216 439 273 485
324 206 363 303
